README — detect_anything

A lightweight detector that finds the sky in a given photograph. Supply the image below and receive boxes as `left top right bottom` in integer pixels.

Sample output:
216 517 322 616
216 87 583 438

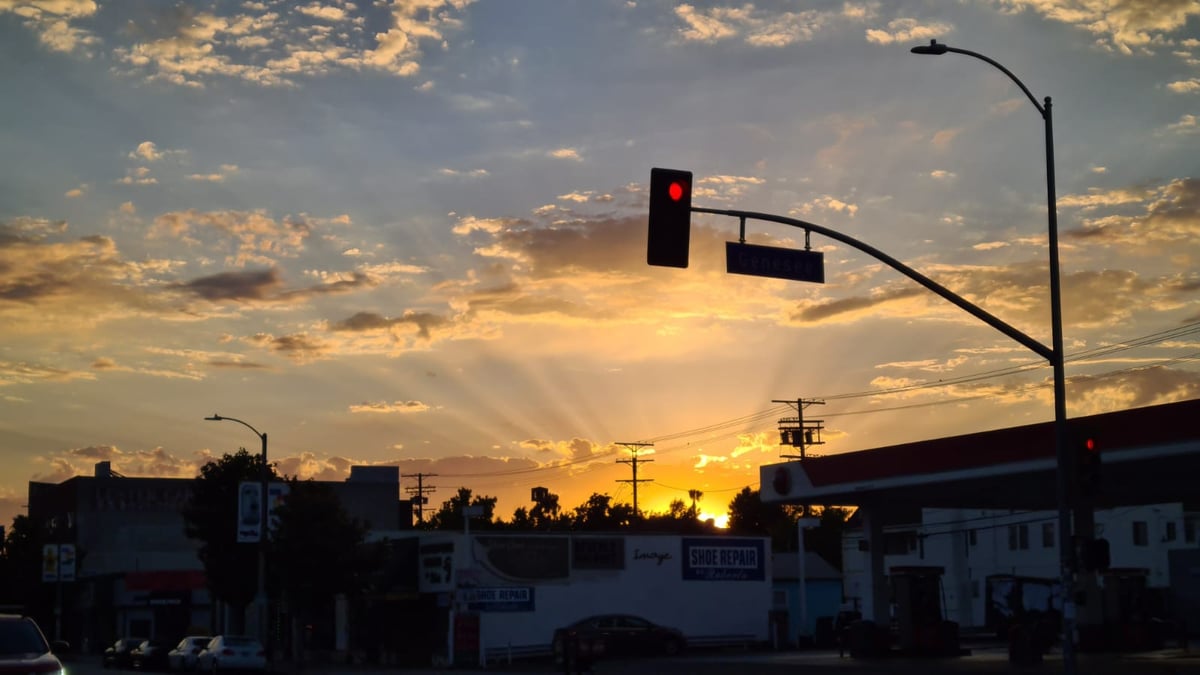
2 0 1199 530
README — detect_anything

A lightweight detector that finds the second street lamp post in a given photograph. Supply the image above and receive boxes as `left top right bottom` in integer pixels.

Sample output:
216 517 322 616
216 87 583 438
910 39 1074 674
206 413 270 663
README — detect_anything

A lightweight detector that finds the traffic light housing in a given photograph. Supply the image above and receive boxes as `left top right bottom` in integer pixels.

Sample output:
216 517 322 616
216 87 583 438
647 168 693 268
1076 434 1101 497
1076 536 1110 573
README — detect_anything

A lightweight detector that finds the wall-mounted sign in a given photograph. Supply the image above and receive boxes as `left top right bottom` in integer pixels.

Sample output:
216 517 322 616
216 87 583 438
42 544 75 583
461 586 534 612
681 537 766 581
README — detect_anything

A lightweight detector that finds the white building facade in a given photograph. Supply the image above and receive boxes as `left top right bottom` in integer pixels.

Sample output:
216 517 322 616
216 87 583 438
843 503 1200 629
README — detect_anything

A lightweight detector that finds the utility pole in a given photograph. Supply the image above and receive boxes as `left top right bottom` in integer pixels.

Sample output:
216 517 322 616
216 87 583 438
403 472 437 523
615 442 654 516
775 398 825 461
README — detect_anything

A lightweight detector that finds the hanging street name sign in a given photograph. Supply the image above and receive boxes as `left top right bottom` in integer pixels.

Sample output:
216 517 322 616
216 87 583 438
726 241 824 284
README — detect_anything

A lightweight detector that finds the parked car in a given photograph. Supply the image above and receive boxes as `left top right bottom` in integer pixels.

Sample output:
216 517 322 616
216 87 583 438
104 637 147 669
167 636 212 671
552 614 684 663
131 639 174 670
0 614 68 675
195 636 265 673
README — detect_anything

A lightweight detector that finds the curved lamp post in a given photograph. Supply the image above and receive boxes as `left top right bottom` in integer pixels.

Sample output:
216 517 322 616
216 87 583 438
910 40 1073 672
206 414 270 660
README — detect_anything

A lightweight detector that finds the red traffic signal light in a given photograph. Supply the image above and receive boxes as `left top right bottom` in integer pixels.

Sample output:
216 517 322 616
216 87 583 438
1077 434 1101 497
647 168 692 268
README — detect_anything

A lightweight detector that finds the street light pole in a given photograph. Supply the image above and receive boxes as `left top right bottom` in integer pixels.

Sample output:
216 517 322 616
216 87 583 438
910 39 1074 674
206 414 271 663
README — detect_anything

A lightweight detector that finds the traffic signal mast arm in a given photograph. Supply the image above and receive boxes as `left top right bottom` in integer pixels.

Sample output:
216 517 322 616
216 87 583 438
690 206 1055 364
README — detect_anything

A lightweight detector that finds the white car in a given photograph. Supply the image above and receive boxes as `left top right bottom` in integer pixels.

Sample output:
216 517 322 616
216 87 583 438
167 635 212 671
196 636 265 673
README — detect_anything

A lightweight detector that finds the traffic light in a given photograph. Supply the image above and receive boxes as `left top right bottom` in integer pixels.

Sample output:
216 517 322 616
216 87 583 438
1076 536 1110 573
1076 434 1101 497
647 167 693 268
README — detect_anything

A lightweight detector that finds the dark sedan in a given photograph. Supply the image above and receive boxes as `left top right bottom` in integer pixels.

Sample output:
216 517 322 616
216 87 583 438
552 614 685 664
131 639 173 670
103 637 146 669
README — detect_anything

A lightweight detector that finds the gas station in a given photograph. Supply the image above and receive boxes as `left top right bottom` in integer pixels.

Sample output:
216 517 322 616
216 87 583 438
759 397 1200 656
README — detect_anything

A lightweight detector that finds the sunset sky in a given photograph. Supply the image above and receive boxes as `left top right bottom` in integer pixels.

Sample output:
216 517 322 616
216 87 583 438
2 0 1198 529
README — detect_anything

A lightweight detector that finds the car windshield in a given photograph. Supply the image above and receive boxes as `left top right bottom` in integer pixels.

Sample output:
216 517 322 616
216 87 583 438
0 619 49 657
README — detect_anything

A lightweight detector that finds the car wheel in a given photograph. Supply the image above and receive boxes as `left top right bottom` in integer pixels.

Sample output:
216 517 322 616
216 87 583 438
664 639 681 656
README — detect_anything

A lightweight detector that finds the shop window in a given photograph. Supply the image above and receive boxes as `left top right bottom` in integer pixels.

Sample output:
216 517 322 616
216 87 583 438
1132 521 1149 547
1008 524 1029 551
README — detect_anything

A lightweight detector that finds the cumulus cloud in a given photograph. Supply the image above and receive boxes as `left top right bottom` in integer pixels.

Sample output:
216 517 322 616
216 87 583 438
0 0 99 53
990 0 1200 55
1066 178 1200 250
674 3 863 47
1165 114 1199 133
349 400 431 414
865 18 952 45
97 1 474 88
151 209 314 267
548 147 582 161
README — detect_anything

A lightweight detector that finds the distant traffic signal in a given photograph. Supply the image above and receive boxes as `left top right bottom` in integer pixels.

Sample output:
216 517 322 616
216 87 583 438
1076 536 1110 572
647 168 693 268
1077 434 1101 497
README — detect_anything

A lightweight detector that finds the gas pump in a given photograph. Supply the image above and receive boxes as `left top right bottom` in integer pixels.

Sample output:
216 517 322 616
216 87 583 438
889 566 962 656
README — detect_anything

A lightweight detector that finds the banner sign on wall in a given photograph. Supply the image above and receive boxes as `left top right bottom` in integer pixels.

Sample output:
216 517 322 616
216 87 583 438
462 586 535 612
681 537 766 581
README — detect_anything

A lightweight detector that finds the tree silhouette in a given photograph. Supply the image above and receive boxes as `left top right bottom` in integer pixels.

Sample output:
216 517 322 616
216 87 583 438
181 448 277 624
687 489 703 517
269 480 372 626
426 487 498 531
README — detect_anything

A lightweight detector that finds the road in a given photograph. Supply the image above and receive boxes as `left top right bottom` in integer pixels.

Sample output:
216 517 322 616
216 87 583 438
63 644 1200 675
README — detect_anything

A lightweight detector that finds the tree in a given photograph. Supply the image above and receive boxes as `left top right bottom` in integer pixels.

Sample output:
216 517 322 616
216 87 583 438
687 489 703 518
269 480 372 625
569 493 637 531
425 487 498 531
804 506 851 570
726 487 794 550
529 489 562 529
0 515 41 611
181 449 277 623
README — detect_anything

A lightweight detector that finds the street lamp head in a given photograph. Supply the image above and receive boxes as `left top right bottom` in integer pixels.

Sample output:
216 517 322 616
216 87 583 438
205 414 222 421
911 39 949 55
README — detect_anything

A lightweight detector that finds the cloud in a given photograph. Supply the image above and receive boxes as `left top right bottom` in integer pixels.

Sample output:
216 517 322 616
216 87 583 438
790 195 859 217
1060 186 1154 210
65 184 87 198
0 0 99 53
439 167 489 178
173 268 281 302
0 359 97 386
865 18 952 45
100 2 473 88
1066 178 1200 251
674 3 860 47
246 332 331 363
1165 114 1199 134
364 0 476 77
1167 79 1200 94
990 0 1200 55
349 400 431 414
187 164 239 182
930 170 956 180
151 209 314 267
548 147 582 161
